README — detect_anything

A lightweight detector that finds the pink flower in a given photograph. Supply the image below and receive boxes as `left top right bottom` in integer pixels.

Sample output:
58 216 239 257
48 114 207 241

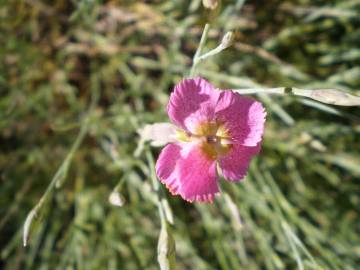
155 77 266 203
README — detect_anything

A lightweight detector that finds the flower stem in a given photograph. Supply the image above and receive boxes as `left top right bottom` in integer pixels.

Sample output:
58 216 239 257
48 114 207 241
190 23 210 77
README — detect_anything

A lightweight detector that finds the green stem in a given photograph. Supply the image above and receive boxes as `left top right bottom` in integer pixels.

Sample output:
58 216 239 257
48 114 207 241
189 23 210 77
23 77 99 247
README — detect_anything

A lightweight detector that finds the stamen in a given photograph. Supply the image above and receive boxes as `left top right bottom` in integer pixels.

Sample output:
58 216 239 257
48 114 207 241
206 136 217 143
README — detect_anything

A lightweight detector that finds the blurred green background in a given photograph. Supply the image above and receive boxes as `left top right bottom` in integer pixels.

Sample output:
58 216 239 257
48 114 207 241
1 0 360 269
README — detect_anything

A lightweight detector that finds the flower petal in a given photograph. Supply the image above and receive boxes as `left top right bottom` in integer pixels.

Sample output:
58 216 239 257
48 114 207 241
156 143 182 195
216 91 266 147
167 77 220 131
140 123 177 147
177 144 219 202
219 144 261 181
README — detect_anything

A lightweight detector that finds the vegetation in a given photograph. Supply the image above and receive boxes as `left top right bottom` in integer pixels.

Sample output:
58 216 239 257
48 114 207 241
1 0 360 269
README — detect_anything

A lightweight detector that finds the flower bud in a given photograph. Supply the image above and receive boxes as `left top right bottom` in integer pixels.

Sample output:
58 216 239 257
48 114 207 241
109 191 125 207
157 223 176 270
309 89 360 106
221 31 234 49
202 0 219 10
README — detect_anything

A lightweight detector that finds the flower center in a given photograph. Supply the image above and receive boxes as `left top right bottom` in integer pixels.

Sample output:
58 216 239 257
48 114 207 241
176 121 233 160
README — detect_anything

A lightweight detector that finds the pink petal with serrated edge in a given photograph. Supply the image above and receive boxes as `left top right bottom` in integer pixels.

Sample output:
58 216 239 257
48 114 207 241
155 143 182 195
176 145 219 202
219 144 261 181
167 77 220 131
216 91 266 147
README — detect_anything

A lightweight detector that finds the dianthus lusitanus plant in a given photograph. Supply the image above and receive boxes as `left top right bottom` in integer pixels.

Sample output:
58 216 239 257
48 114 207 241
6 1 359 270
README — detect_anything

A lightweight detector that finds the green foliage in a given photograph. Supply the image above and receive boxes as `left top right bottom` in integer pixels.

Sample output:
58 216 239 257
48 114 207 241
1 0 360 269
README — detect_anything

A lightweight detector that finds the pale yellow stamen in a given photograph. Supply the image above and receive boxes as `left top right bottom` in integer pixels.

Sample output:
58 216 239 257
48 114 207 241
176 121 233 160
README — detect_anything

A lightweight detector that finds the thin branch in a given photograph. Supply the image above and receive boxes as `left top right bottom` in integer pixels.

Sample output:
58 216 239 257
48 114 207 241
23 79 99 247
